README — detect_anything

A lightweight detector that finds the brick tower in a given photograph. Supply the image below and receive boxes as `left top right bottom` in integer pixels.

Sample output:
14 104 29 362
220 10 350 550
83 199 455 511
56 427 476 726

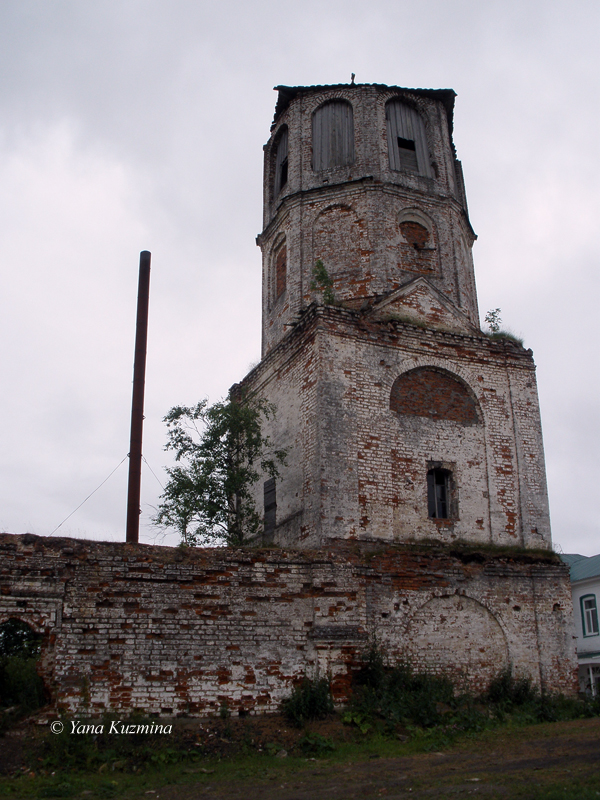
243 83 552 552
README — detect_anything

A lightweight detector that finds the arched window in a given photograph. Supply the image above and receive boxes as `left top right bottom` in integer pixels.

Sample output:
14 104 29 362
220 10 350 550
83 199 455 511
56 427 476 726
312 101 355 171
386 100 431 177
274 126 289 196
390 367 480 425
0 618 46 710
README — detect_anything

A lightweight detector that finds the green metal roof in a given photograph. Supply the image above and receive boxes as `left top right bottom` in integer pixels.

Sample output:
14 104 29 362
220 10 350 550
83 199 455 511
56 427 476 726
561 553 600 582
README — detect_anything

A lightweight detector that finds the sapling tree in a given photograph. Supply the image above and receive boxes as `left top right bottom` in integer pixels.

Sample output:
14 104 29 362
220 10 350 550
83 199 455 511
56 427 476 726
484 307 502 333
310 259 336 305
153 391 287 547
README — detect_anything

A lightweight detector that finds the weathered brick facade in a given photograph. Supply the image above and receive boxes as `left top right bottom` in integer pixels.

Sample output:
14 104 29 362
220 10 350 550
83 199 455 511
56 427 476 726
240 305 552 551
0 83 577 713
259 84 477 357
249 83 553 553
0 535 577 714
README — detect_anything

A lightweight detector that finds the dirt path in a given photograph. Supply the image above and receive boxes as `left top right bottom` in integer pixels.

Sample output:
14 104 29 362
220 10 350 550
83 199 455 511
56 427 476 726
153 719 600 800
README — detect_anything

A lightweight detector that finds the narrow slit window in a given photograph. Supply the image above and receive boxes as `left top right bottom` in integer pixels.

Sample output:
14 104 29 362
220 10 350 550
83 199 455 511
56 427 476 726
427 468 451 519
582 595 599 637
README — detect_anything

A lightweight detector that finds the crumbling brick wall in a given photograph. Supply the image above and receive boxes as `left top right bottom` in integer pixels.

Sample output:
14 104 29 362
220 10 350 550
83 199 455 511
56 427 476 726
0 534 577 716
241 305 552 552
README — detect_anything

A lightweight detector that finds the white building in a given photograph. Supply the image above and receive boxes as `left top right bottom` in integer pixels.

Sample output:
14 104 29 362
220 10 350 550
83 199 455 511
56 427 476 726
562 554 600 696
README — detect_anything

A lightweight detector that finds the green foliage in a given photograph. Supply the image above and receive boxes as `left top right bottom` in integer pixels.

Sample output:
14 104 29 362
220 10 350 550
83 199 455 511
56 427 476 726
0 617 42 658
483 308 524 346
486 668 600 723
349 646 456 731
153 391 287 547
281 676 335 727
484 307 501 333
298 731 335 755
341 710 372 734
0 618 46 713
486 667 538 709
346 649 600 748
310 260 335 305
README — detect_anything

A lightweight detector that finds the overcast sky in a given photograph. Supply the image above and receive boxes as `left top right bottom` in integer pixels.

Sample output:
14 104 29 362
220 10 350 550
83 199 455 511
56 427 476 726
0 0 598 555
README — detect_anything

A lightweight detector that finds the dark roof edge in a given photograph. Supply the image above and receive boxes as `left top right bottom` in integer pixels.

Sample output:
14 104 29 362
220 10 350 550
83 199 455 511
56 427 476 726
272 83 457 133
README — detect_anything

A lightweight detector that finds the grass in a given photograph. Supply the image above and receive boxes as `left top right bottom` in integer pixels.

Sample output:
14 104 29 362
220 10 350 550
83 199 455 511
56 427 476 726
2 719 600 799
484 329 525 346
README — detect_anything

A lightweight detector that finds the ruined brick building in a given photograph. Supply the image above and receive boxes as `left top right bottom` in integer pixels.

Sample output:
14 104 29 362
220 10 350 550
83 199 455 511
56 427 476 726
0 83 577 716
247 83 554 552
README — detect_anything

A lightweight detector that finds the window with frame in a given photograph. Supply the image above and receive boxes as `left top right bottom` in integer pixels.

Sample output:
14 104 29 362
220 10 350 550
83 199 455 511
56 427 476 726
386 100 432 177
581 594 599 637
427 467 452 519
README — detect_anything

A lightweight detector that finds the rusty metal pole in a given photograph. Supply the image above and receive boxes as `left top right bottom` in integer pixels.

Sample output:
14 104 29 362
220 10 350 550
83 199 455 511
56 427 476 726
126 250 151 543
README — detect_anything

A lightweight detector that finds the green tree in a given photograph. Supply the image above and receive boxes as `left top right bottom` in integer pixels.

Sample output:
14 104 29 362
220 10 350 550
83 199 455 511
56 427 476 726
153 391 286 547
484 307 502 333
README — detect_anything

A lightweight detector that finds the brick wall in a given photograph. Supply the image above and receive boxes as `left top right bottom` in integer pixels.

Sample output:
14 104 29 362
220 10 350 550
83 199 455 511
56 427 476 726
241 305 552 551
389 367 480 424
258 85 478 356
0 534 577 716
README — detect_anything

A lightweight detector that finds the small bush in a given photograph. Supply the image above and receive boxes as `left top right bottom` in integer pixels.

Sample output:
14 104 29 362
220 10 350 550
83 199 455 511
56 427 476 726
350 646 456 730
298 731 335 755
0 655 46 711
486 668 538 708
281 676 334 728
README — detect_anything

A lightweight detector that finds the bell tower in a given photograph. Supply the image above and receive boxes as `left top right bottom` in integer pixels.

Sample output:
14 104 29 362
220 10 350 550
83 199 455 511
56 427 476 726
258 84 478 356
244 83 552 554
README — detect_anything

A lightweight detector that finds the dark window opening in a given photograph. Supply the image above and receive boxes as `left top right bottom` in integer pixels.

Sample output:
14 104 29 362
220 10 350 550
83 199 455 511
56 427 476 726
397 137 418 172
398 136 416 151
264 478 277 538
0 618 46 711
427 468 451 519
279 157 288 191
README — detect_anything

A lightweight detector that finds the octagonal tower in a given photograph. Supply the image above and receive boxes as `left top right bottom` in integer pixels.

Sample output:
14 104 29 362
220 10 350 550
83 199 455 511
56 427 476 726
258 84 478 356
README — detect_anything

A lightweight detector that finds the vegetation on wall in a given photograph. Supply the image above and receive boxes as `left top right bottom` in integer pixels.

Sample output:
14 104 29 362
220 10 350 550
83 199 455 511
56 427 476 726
483 307 524 346
310 260 336 305
153 391 287 547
